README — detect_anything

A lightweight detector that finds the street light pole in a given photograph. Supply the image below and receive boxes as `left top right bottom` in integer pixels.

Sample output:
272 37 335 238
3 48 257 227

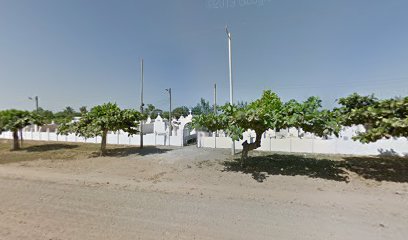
28 96 39 112
165 88 172 146
226 27 234 104
140 59 144 149
214 83 217 149
28 96 39 133
35 96 39 112
214 83 217 114
226 26 235 155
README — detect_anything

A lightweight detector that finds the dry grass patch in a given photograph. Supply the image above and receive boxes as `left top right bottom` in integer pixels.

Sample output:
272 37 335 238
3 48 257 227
0 140 144 164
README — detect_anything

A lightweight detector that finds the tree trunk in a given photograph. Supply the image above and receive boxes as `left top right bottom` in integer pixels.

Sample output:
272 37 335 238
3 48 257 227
100 130 108 156
12 130 20 150
241 131 263 165
19 129 24 148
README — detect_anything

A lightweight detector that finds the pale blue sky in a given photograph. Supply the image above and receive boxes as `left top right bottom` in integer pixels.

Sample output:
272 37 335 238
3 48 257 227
1 0 408 111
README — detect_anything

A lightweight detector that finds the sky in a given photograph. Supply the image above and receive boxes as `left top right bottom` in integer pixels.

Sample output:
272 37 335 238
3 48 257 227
1 0 408 112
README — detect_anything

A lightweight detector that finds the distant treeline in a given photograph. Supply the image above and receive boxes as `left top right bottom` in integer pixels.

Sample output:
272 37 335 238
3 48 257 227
35 97 236 124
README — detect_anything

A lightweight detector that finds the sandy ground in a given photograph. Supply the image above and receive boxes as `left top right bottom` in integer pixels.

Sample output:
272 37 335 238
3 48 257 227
0 145 407 240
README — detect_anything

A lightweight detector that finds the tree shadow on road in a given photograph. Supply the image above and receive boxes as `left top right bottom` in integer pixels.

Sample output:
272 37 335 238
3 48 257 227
23 144 79 152
91 146 174 158
223 154 349 183
223 153 408 183
343 156 408 183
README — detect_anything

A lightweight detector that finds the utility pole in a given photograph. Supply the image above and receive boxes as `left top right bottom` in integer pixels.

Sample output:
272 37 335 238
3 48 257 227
35 96 39 112
28 96 39 133
214 83 217 114
214 83 217 148
28 96 39 112
165 88 172 146
140 59 144 149
226 26 235 155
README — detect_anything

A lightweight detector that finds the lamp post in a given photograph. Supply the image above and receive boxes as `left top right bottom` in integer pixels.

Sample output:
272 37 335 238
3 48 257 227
28 96 39 112
140 59 144 149
28 96 39 133
226 26 235 155
165 88 172 146
214 83 217 148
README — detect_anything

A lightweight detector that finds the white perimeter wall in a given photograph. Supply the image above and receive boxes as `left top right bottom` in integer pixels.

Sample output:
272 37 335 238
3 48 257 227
0 131 190 147
2 129 407 156
198 134 408 156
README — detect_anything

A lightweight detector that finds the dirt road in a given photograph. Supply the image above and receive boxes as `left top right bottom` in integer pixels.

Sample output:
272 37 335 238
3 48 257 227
0 146 407 239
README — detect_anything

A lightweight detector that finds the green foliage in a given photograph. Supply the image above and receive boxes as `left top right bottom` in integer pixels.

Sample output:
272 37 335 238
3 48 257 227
161 111 169 120
193 113 226 132
0 109 40 133
0 109 43 150
194 91 285 141
79 106 88 115
144 104 156 115
191 98 211 115
143 104 164 119
338 93 408 143
54 106 81 124
193 90 340 142
35 107 55 124
172 106 190 118
58 103 143 154
58 103 143 138
282 97 341 137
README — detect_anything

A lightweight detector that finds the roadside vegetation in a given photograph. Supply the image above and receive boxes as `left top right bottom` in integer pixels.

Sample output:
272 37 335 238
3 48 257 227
1 140 407 185
0 110 43 150
0 140 157 164
0 140 100 164
1 91 407 159
58 103 144 155
193 91 408 163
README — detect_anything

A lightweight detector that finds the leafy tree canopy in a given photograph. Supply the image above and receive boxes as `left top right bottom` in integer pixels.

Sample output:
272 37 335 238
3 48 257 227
79 106 88 115
191 98 211 115
0 109 43 150
54 106 81 124
143 104 164 119
0 110 36 132
144 104 156 115
172 106 190 119
338 93 408 143
193 90 340 160
58 103 143 154
35 107 54 124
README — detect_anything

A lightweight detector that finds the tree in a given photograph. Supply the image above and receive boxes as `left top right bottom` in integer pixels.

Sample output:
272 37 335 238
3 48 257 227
281 97 340 138
172 106 190 118
338 93 408 143
63 106 76 115
150 109 163 119
0 110 42 150
191 98 211 115
143 104 163 119
36 107 55 124
161 111 170 120
79 106 88 115
144 104 156 116
193 91 340 162
58 103 144 155
54 106 80 124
